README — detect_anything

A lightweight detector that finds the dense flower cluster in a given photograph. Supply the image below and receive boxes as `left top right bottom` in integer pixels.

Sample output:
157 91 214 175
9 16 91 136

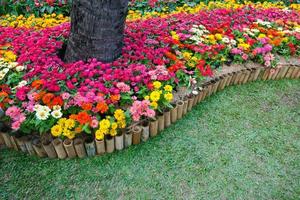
0 13 69 29
0 2 299 140
2 1 300 29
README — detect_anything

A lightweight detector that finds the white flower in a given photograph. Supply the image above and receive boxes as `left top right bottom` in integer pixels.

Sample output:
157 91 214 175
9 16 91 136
16 80 28 88
0 74 4 80
190 77 197 85
36 110 50 120
41 106 51 113
230 39 237 46
51 110 63 119
2 68 9 74
251 29 260 33
294 27 300 33
222 37 230 43
16 65 25 72
34 104 43 111
190 35 199 41
199 25 206 29
9 62 18 68
192 90 199 95
52 105 61 111
247 31 255 37
190 28 199 33
34 105 50 113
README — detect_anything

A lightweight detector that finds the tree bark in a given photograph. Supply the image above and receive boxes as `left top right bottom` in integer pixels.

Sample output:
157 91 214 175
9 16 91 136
65 0 129 63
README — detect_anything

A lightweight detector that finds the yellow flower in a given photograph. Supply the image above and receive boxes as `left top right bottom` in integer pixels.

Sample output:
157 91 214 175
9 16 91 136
238 43 250 51
282 37 289 42
258 34 266 38
150 101 158 109
170 31 180 40
51 125 62 137
99 119 110 130
208 34 215 41
191 56 198 62
63 129 75 139
144 95 150 100
114 109 125 121
237 37 245 43
215 33 223 40
67 132 75 139
153 81 162 89
117 120 126 129
3 51 17 62
65 119 75 129
187 61 195 68
164 85 173 92
57 118 67 127
183 52 192 60
111 122 118 130
110 129 117 137
164 93 173 102
150 91 161 102
95 130 104 140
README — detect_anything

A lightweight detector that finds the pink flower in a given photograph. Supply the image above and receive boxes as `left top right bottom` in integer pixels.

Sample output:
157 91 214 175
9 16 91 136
5 106 20 119
26 103 35 113
242 54 248 60
146 109 155 118
265 60 271 67
61 92 71 100
116 82 130 93
12 121 21 130
231 48 242 55
130 100 155 122
90 119 99 128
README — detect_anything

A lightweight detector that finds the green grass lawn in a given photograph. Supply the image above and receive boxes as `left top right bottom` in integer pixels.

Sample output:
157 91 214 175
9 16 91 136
0 79 299 200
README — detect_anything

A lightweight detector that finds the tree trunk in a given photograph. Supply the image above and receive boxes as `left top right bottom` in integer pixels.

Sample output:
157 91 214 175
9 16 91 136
65 0 129 63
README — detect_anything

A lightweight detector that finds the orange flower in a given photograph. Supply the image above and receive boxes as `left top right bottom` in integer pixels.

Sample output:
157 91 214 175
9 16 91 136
76 112 91 124
81 102 93 111
110 94 120 103
96 102 109 114
42 93 54 104
51 96 63 108
97 92 105 97
272 38 282 46
172 39 184 48
69 114 78 120
31 80 44 90
75 126 82 134
165 51 178 61
0 91 8 98
34 91 46 101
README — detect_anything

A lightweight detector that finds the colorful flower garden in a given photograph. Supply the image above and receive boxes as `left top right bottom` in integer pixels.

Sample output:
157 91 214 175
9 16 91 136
0 0 299 159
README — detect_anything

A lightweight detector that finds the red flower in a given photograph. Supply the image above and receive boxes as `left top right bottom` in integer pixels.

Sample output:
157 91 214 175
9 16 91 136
197 64 213 77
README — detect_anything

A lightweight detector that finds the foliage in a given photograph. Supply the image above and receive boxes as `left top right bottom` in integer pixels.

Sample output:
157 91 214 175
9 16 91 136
0 0 71 16
0 0 300 17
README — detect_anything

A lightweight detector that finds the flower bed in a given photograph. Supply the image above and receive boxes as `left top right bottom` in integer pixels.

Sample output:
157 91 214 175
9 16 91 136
1 62 299 158
0 2 299 158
